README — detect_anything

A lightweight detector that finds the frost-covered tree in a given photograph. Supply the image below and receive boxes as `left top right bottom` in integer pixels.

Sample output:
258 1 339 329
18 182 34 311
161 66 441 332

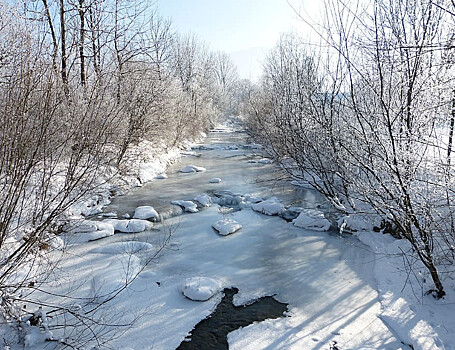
247 0 455 298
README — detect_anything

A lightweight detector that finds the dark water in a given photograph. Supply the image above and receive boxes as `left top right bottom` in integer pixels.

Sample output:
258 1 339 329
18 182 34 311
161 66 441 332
177 288 288 350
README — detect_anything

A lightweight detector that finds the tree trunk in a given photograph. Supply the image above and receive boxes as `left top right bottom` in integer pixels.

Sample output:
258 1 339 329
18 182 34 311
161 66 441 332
59 0 69 96
41 0 58 74
79 0 86 87
88 4 101 79
447 89 455 166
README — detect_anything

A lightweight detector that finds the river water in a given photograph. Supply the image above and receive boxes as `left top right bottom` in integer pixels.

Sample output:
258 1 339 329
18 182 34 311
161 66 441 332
102 123 406 349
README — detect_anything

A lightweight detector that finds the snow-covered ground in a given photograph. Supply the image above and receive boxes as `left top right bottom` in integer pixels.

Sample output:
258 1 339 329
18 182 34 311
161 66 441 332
17 122 455 349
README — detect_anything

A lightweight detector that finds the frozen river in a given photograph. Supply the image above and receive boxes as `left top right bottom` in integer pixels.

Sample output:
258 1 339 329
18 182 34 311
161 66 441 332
55 123 408 349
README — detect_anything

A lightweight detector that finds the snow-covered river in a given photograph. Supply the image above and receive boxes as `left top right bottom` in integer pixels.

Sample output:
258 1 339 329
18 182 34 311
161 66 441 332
55 124 408 349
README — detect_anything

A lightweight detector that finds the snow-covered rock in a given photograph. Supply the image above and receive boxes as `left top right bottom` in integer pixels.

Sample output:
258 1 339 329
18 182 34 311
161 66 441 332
103 219 153 233
91 241 154 254
68 221 115 242
212 219 242 236
180 165 206 173
194 194 212 207
281 207 304 221
171 200 198 213
337 214 374 233
100 212 117 218
133 206 159 221
182 277 223 301
252 198 284 216
244 194 262 204
156 174 168 179
209 178 222 183
293 209 331 231
258 158 273 164
213 193 245 207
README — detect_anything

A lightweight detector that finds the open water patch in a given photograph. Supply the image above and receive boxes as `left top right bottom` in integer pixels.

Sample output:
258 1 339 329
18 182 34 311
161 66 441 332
177 287 288 350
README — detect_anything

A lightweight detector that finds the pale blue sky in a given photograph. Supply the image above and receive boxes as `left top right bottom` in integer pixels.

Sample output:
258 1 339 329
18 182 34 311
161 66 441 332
156 0 319 80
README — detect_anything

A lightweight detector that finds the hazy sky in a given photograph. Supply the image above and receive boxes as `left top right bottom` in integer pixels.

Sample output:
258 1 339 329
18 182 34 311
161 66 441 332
156 0 320 81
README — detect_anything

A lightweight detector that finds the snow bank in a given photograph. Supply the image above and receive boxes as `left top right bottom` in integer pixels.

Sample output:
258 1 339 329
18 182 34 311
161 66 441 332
194 194 212 207
251 198 284 216
91 241 154 254
209 178 222 183
180 165 206 173
356 231 450 350
69 193 111 217
133 206 159 221
171 200 198 213
212 219 242 236
292 209 331 231
182 277 223 301
103 219 153 233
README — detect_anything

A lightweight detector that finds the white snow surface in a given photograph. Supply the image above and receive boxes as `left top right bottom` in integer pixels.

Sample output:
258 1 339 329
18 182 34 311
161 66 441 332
171 200 199 213
193 193 212 207
212 218 242 236
181 277 223 301
133 206 159 221
103 219 153 233
356 231 455 350
251 197 284 215
292 209 332 231
180 165 206 173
